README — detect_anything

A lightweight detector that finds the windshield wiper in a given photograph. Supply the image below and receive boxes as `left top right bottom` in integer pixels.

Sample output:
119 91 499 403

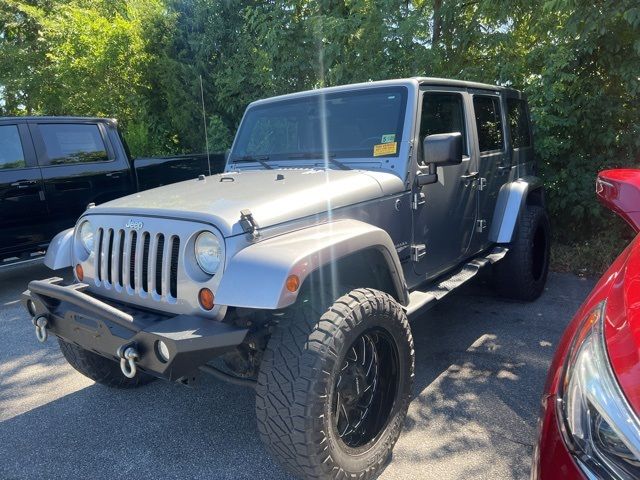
286 152 351 170
232 155 273 170
232 153 351 171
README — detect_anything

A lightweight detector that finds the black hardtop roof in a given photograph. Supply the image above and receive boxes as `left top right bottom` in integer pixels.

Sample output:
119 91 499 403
250 77 525 107
412 77 523 96
0 116 117 124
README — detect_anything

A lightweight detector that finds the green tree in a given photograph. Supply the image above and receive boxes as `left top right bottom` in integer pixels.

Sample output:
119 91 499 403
1 0 638 270
0 0 171 154
525 0 640 242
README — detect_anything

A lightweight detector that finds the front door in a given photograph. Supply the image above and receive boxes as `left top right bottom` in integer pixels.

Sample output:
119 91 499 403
412 89 478 279
0 123 49 258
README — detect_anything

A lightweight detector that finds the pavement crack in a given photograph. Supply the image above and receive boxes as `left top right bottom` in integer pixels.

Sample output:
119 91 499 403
487 428 534 448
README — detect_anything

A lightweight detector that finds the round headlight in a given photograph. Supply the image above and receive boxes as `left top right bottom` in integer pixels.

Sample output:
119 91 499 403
194 231 222 275
78 221 94 253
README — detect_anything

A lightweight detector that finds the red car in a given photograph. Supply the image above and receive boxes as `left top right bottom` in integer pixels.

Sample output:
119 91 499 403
533 169 640 479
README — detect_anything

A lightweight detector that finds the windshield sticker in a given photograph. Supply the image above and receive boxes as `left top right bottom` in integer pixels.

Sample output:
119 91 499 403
381 134 396 144
373 142 397 157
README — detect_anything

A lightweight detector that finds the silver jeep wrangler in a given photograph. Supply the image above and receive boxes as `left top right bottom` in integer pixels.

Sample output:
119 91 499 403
23 78 549 479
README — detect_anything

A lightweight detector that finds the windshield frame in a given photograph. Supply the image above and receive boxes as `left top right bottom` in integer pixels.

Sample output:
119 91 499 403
226 80 419 180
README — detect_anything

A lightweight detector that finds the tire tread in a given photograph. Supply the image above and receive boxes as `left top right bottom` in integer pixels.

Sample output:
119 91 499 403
493 205 550 301
256 288 414 479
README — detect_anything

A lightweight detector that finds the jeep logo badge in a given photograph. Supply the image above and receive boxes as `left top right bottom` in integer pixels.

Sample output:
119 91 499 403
125 219 144 230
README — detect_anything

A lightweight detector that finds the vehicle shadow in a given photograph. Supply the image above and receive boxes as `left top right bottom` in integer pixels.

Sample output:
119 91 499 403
385 271 594 479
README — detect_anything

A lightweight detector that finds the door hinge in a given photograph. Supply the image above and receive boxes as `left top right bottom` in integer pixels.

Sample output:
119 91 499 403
476 219 487 233
412 192 426 210
478 178 487 191
411 244 427 262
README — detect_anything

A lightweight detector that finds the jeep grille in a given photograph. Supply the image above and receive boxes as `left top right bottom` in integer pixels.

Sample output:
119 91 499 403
94 228 180 300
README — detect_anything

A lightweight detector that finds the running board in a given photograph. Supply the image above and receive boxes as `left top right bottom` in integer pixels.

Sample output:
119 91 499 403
405 246 509 318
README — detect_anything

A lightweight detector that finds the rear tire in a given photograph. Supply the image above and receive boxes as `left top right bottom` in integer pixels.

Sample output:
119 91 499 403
493 205 550 301
58 339 155 388
256 288 414 479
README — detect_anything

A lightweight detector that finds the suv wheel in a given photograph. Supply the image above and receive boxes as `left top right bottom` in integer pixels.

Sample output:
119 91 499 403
59 339 156 388
256 288 414 479
493 205 550 301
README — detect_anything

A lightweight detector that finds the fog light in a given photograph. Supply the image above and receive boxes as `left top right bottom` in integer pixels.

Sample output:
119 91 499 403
26 299 36 316
156 340 170 363
285 274 300 292
198 288 215 310
75 264 84 281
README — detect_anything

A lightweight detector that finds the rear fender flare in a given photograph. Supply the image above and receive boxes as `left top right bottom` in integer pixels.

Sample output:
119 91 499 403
489 176 544 244
215 220 408 309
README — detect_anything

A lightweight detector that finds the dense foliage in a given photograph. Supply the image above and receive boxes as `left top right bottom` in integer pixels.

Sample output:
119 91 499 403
1 0 639 268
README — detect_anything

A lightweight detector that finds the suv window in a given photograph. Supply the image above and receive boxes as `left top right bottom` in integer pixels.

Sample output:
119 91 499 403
232 86 408 160
473 96 504 153
507 98 531 149
420 92 468 157
0 125 26 170
39 124 109 165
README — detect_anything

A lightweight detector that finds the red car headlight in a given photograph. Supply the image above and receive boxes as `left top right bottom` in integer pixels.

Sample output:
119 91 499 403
558 301 640 479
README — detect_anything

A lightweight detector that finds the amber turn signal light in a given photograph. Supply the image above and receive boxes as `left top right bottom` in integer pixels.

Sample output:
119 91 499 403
198 288 215 310
75 264 84 281
285 274 300 292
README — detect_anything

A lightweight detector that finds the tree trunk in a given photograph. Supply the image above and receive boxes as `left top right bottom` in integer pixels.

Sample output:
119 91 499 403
433 0 443 46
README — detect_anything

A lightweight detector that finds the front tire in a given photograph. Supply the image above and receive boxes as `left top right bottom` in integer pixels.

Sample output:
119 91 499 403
59 339 156 388
493 205 550 301
256 288 414 479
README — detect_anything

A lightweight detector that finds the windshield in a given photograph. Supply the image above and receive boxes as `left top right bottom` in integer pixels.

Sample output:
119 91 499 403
231 86 408 162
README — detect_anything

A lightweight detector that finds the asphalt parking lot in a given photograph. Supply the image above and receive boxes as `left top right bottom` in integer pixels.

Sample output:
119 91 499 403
0 263 595 480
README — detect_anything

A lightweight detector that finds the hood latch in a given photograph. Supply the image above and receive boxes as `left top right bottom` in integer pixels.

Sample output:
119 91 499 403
240 209 260 240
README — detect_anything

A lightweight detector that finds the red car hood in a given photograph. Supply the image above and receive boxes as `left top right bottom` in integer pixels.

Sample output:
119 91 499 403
605 234 640 416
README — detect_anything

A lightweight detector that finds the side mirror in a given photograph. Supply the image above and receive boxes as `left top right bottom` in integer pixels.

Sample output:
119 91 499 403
596 169 640 232
422 132 463 167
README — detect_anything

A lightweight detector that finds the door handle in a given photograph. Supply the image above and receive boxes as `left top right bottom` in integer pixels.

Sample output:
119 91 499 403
10 180 37 189
497 165 511 171
461 171 479 188
460 171 479 179
105 172 121 178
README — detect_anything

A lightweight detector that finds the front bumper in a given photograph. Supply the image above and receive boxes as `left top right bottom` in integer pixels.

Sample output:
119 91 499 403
22 278 248 381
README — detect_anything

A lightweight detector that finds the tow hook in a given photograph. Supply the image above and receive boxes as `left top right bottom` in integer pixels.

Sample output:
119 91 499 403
33 316 49 343
117 344 140 379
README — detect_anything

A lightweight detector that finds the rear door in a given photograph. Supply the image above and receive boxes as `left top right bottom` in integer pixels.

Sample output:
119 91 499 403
506 97 534 170
470 92 509 253
0 122 49 258
31 121 134 234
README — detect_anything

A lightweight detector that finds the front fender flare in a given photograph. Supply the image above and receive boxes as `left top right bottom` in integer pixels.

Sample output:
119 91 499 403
489 176 544 244
44 228 74 270
215 220 408 309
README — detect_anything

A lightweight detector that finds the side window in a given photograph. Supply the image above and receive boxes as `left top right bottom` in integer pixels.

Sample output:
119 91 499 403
473 96 504 153
420 92 468 159
0 125 26 170
507 98 531 149
38 124 109 165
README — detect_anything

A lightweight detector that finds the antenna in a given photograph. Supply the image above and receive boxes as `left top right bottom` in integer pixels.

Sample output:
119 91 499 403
199 74 212 176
